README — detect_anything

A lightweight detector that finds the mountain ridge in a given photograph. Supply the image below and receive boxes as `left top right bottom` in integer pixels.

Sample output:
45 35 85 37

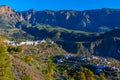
1 5 120 32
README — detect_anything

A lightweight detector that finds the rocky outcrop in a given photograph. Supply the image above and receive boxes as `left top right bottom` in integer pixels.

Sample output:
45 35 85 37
0 5 14 14
86 29 120 60
89 38 120 60
0 5 24 27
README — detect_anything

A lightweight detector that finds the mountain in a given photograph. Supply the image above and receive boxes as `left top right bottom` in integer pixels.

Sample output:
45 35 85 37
15 23 120 60
55 28 120 60
0 5 120 80
17 8 120 32
79 29 120 60
0 5 120 32
0 5 120 60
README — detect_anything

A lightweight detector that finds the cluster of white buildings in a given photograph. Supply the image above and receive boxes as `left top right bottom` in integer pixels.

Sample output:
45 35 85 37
57 54 120 75
4 39 54 46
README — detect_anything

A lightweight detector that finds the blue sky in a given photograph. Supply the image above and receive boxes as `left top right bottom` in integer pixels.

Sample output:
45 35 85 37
0 0 120 11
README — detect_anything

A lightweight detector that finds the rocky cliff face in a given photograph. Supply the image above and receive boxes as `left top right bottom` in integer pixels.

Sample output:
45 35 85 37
85 29 120 60
0 5 120 32
0 5 24 28
73 29 120 60
89 38 120 60
0 5 14 14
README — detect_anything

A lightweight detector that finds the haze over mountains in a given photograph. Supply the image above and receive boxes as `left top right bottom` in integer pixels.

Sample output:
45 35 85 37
0 5 120 60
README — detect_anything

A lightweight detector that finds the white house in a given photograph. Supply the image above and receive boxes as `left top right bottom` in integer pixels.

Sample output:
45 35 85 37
18 41 34 46
33 41 39 46
40 40 46 44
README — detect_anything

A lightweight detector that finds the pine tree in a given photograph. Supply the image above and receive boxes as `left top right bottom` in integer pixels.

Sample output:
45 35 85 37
43 62 54 80
24 55 33 64
22 75 32 80
83 68 95 80
98 72 106 80
0 37 14 80
78 72 86 80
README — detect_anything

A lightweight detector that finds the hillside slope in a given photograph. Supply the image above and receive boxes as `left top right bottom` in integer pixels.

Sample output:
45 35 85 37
9 54 43 80
6 41 66 80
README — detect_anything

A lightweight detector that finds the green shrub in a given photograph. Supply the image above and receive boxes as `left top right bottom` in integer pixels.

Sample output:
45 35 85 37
22 75 32 80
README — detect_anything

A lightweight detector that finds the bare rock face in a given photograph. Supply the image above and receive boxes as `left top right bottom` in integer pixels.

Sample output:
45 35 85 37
89 30 120 60
80 12 91 27
0 5 14 14
0 5 14 21
0 5 24 26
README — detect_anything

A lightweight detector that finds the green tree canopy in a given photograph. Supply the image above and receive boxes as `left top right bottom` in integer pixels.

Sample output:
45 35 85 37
0 37 14 80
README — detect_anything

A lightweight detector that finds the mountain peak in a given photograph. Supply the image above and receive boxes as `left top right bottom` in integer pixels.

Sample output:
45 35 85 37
0 5 14 14
0 5 10 7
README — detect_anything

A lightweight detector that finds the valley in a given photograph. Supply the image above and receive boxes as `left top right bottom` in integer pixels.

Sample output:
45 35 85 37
0 5 120 80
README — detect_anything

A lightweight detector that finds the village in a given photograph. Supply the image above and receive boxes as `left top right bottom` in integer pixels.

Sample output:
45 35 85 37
53 54 120 78
4 39 120 79
4 39 54 46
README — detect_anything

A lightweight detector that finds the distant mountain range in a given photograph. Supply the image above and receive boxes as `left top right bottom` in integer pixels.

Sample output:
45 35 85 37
0 5 120 32
0 5 120 60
